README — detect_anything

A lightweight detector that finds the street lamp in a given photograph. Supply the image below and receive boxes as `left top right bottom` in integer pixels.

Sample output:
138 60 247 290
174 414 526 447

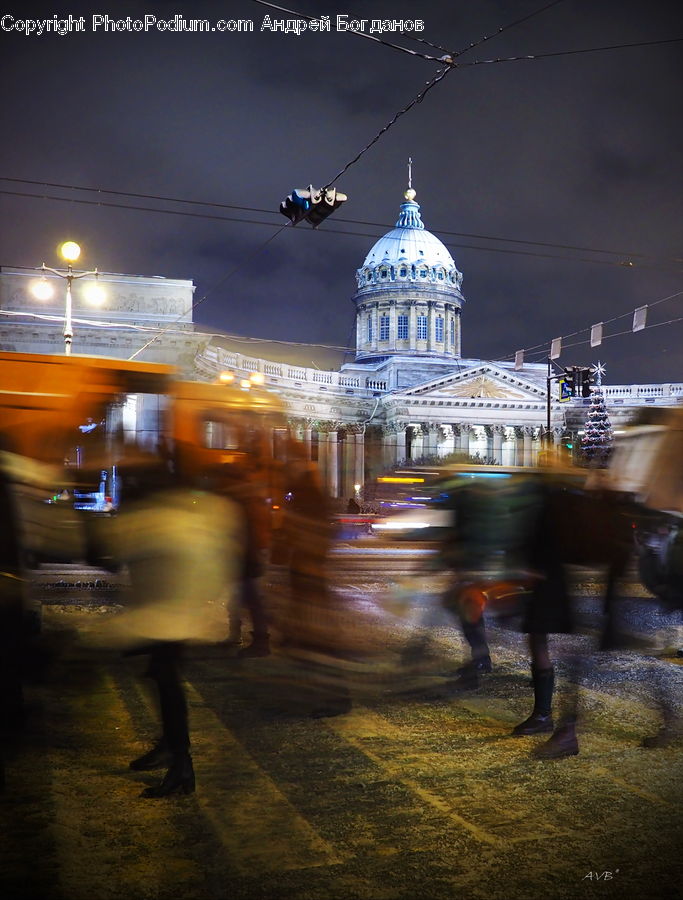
31 241 104 355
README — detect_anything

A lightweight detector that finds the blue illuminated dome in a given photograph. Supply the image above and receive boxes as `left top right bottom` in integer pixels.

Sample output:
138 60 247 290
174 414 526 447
355 189 462 294
353 189 465 361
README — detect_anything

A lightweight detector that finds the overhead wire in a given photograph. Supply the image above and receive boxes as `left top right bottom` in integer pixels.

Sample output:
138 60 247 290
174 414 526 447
128 221 290 360
498 288 683 365
3 185 680 273
8 175 679 262
4 5 679 358
321 0 568 186
250 0 445 63
445 0 566 59
454 36 683 69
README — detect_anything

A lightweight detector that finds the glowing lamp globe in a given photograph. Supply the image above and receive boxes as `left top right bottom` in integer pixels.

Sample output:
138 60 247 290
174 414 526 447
31 278 55 301
59 241 81 262
84 282 105 306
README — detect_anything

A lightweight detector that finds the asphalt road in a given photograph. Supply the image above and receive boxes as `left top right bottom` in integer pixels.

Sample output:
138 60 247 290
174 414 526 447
2 545 682 900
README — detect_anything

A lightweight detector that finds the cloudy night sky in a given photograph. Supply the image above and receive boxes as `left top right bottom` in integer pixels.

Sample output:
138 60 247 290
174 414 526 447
1 0 681 383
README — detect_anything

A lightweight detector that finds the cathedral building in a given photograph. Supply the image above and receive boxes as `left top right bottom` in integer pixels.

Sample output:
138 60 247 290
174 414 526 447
2 187 681 498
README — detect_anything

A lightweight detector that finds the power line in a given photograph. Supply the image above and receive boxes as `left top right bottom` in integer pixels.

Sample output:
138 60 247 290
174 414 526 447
3 186 680 274
128 222 290 360
8 175 677 262
320 0 570 186
446 0 566 59
251 0 445 63
502 288 683 363
322 64 453 188
457 36 683 69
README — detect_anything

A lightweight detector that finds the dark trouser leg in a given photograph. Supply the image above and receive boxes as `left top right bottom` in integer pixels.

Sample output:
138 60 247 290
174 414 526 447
147 643 189 755
461 618 492 669
238 576 270 656
140 643 195 798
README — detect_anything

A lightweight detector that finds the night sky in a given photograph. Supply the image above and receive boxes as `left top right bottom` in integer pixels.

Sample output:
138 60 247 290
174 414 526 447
1 0 681 383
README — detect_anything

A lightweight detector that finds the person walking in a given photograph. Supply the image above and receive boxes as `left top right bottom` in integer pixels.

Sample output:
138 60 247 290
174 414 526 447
92 453 243 797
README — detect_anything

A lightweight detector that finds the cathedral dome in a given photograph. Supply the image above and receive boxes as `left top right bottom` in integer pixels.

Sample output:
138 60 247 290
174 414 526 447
355 190 462 294
352 188 465 363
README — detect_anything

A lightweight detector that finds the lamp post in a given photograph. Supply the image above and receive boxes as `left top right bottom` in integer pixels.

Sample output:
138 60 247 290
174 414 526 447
31 241 104 355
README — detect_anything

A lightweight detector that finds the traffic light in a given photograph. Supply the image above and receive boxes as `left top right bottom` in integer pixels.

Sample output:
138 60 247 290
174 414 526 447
578 367 593 397
279 188 313 225
279 186 347 227
305 187 347 228
560 367 576 399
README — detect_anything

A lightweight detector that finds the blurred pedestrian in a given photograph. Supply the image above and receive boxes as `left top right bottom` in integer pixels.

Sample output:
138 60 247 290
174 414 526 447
90 452 243 797
280 453 351 717
215 458 273 657
438 472 542 687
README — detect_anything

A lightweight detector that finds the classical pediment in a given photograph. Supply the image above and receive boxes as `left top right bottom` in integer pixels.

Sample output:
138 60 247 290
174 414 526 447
401 363 546 402
440 374 529 400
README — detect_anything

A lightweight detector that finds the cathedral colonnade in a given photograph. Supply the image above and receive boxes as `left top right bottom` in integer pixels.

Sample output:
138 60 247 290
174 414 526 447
287 418 366 501
287 417 543 499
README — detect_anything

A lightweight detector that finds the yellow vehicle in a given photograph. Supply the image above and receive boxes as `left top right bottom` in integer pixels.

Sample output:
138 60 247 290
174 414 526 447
0 351 287 565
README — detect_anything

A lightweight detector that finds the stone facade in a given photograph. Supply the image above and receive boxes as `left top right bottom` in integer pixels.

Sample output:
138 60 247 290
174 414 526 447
2 191 681 499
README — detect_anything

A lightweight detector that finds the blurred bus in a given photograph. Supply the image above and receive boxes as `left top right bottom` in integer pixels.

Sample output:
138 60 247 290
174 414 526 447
0 351 287 567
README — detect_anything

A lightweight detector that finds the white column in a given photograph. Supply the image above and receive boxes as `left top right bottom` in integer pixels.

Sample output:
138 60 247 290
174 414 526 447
352 430 365 494
492 425 504 465
458 424 471 457
395 425 407 465
522 427 533 467
327 430 339 498
317 430 327 485
303 426 312 460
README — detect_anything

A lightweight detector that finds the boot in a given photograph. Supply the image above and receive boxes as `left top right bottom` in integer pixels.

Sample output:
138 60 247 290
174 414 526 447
512 667 555 735
129 739 171 771
456 655 493 677
533 720 579 759
450 656 492 691
237 632 270 658
141 752 195 798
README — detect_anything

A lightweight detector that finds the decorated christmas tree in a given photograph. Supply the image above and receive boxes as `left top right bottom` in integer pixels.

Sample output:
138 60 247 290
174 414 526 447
581 362 612 466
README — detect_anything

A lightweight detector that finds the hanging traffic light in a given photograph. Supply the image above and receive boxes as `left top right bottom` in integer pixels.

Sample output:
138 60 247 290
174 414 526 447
306 187 348 228
279 188 313 225
279 185 347 227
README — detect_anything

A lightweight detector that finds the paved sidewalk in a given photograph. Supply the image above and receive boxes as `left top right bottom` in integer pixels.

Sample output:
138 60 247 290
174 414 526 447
1 600 682 900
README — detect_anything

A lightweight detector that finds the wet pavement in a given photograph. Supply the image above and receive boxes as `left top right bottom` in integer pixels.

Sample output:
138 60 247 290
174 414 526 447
2 556 682 900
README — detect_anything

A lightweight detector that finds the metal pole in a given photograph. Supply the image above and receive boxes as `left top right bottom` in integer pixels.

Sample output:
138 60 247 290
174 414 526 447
546 357 551 447
64 269 73 355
